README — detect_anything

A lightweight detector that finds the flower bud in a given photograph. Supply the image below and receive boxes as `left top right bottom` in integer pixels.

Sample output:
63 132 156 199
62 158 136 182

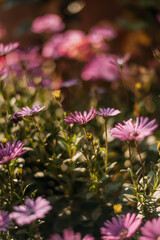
52 90 61 101
86 132 93 141
113 204 122 214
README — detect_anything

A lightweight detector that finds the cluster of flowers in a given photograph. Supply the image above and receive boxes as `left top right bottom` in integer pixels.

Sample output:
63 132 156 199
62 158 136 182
0 13 130 88
0 103 157 239
2 209 160 239
64 106 158 141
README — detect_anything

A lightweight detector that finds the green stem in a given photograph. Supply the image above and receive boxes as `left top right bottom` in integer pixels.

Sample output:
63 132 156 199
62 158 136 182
7 164 13 203
104 118 108 172
82 126 95 185
135 141 145 182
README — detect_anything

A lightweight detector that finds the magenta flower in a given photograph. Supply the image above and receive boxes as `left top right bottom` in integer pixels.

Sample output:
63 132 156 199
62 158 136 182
0 211 11 232
13 105 45 118
49 229 94 240
0 42 19 56
139 217 160 240
101 213 142 240
31 14 65 34
110 117 158 141
10 196 52 226
64 107 96 125
81 54 120 82
0 141 28 164
97 108 121 118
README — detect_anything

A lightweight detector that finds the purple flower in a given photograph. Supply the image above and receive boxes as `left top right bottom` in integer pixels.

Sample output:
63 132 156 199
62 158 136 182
110 117 158 141
97 108 121 118
81 54 120 82
12 105 45 118
64 107 96 125
101 213 142 240
49 229 94 240
0 141 28 164
10 196 52 226
139 217 160 240
0 211 11 232
0 42 19 56
61 78 78 88
31 14 65 34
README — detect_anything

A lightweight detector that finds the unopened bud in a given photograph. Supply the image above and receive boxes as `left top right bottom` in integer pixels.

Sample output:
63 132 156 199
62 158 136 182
113 204 122 214
2 138 7 144
135 82 142 90
17 168 23 175
86 132 93 141
52 90 61 101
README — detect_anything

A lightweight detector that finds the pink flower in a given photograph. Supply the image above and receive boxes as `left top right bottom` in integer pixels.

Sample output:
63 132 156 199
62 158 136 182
139 217 160 240
0 211 11 232
0 42 19 56
101 213 142 240
49 229 94 240
110 117 158 141
97 108 121 118
0 141 28 164
42 34 64 59
13 105 45 118
10 197 52 226
64 107 96 125
88 25 117 44
43 30 92 61
58 30 92 61
31 14 65 34
81 54 120 81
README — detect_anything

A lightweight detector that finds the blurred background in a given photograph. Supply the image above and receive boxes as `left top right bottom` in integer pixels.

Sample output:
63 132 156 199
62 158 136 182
1 0 160 61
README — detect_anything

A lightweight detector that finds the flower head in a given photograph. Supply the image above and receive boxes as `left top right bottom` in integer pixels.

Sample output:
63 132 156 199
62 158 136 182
0 141 28 164
11 105 45 119
81 54 120 82
31 14 65 34
0 211 11 232
0 42 19 56
10 196 52 226
97 108 121 118
101 213 142 240
64 107 96 126
110 117 158 141
88 25 117 44
49 229 94 240
43 30 92 61
139 217 160 240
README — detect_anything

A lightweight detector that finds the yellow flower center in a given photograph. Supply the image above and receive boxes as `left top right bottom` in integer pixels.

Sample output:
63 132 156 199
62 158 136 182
118 229 128 236
130 131 139 138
